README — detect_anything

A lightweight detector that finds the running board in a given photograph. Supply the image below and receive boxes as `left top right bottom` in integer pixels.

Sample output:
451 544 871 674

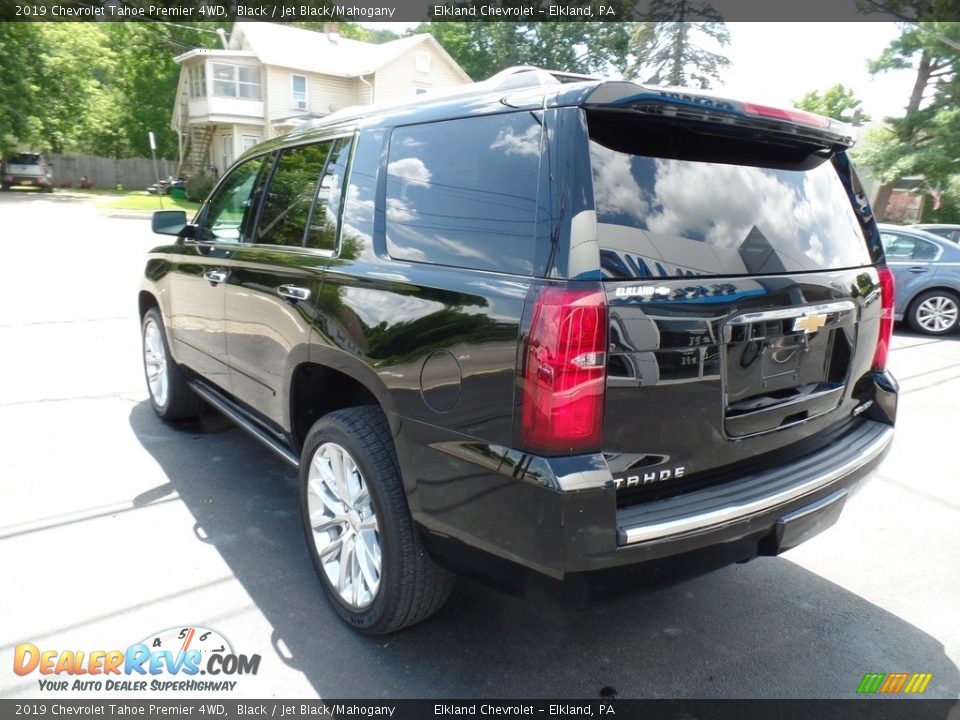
188 381 300 469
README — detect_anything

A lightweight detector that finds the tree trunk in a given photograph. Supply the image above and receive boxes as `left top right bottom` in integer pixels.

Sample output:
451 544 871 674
873 182 895 222
906 50 931 116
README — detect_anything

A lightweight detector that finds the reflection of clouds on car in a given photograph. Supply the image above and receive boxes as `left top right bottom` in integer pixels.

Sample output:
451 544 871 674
490 123 541 157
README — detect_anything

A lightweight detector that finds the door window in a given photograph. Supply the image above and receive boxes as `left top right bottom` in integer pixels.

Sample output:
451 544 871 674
880 233 940 261
307 136 353 252
255 142 332 248
196 155 267 244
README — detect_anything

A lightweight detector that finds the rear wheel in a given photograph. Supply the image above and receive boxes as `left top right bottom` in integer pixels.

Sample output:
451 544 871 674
141 307 202 420
299 406 455 634
907 290 959 335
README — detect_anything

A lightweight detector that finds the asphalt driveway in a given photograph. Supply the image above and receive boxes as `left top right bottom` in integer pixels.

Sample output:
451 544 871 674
0 191 957 700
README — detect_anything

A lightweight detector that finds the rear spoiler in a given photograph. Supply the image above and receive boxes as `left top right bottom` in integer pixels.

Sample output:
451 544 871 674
584 82 855 149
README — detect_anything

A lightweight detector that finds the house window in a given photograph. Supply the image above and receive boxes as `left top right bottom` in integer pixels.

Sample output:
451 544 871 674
188 64 205 99
415 51 431 73
291 75 308 110
213 63 261 100
241 135 260 153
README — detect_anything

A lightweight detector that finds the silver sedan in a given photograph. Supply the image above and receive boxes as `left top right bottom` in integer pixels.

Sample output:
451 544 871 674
878 223 960 335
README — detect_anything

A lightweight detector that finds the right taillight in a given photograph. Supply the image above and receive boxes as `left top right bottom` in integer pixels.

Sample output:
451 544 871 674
872 266 895 372
520 285 608 456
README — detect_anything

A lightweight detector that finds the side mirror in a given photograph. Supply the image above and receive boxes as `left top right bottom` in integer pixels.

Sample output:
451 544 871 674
152 210 188 236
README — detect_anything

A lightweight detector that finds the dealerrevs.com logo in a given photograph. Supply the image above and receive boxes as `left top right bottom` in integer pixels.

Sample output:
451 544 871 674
14 626 260 693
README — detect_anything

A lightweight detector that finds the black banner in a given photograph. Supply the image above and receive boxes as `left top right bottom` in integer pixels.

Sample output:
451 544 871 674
1 0 959 22
1 700 959 720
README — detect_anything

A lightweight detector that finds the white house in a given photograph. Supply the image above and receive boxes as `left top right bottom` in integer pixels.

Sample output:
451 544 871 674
170 23 472 176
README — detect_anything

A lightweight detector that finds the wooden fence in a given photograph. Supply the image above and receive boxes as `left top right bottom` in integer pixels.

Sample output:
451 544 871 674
45 153 177 191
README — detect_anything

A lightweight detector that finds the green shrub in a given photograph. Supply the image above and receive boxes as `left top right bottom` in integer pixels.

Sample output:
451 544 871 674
185 174 215 203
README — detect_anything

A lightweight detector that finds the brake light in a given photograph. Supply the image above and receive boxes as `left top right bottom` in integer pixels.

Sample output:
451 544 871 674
872 266 895 372
520 286 607 455
742 102 832 129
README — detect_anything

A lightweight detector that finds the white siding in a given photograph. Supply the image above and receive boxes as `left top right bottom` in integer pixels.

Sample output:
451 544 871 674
265 65 355 122
373 43 468 104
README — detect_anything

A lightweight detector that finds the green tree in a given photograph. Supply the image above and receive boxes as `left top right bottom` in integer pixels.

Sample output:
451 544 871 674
30 24 115 154
795 84 871 122
856 22 960 221
97 23 219 159
0 24 44 156
625 1 731 88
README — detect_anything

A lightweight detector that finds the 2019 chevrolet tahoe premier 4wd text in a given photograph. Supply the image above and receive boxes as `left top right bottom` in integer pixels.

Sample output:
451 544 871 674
140 68 898 634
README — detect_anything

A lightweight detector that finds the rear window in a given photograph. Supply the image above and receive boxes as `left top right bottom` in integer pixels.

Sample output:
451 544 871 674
588 119 871 278
8 154 41 165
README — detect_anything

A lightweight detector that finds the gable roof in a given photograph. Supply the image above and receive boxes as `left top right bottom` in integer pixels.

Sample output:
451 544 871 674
228 23 471 82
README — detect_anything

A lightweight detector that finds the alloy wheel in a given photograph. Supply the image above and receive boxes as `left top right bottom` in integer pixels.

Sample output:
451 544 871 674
306 442 381 609
916 295 959 333
143 318 169 407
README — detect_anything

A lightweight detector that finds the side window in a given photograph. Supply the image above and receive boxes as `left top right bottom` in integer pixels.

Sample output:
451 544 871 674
255 142 331 248
307 136 353 252
197 156 265 244
881 233 938 261
912 238 939 261
385 113 540 275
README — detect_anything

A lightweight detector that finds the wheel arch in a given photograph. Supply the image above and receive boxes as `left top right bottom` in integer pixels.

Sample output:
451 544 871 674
904 285 960 313
287 356 398 456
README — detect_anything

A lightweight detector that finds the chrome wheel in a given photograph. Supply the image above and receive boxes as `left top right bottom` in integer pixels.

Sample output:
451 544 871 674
143 318 169 407
306 442 381 609
916 295 959 333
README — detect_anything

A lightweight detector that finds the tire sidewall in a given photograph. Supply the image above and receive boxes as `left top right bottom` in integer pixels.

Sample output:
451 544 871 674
298 416 402 632
909 290 960 336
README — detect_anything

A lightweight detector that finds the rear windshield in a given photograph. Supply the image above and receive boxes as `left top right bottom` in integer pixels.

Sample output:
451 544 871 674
588 117 871 278
8 154 41 165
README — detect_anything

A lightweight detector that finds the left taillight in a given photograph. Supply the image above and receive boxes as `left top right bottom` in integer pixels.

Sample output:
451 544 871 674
520 285 608 456
872 266 895 372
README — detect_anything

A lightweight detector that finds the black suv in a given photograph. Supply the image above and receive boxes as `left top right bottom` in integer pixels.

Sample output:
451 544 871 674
141 68 898 634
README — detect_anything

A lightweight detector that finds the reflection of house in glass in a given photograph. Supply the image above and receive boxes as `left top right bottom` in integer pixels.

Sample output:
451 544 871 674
738 226 787 274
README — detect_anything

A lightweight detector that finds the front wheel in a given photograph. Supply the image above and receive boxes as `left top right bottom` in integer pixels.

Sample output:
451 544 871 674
907 290 960 335
141 307 202 420
299 406 455 634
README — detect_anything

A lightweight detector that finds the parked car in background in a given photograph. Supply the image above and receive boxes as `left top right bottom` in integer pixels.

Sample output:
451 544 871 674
1 153 53 192
878 223 960 335
909 223 960 244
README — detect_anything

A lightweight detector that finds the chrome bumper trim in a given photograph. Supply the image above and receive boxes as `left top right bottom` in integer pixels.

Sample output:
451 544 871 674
617 422 893 545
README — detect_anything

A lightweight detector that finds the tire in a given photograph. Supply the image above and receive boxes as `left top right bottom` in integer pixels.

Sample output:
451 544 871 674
141 307 203 420
299 406 455 634
44 186 54 194
907 289 960 336
0 185 9 192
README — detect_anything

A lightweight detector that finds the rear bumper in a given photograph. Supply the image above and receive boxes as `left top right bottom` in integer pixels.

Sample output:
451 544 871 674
3 174 51 187
615 420 891 546
415 415 894 591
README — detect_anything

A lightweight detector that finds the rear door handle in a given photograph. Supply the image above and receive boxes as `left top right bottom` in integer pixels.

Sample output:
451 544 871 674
277 284 311 302
203 269 228 285
907 266 929 274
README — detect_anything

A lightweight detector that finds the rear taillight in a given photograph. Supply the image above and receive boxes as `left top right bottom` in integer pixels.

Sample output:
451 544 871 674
872 266 895 372
742 102 832 129
520 286 607 455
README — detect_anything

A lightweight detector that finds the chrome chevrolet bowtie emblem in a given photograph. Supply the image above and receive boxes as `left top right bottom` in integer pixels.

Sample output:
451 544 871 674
793 312 827 334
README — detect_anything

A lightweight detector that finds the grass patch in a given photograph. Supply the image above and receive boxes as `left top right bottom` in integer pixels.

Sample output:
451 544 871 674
94 191 200 214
